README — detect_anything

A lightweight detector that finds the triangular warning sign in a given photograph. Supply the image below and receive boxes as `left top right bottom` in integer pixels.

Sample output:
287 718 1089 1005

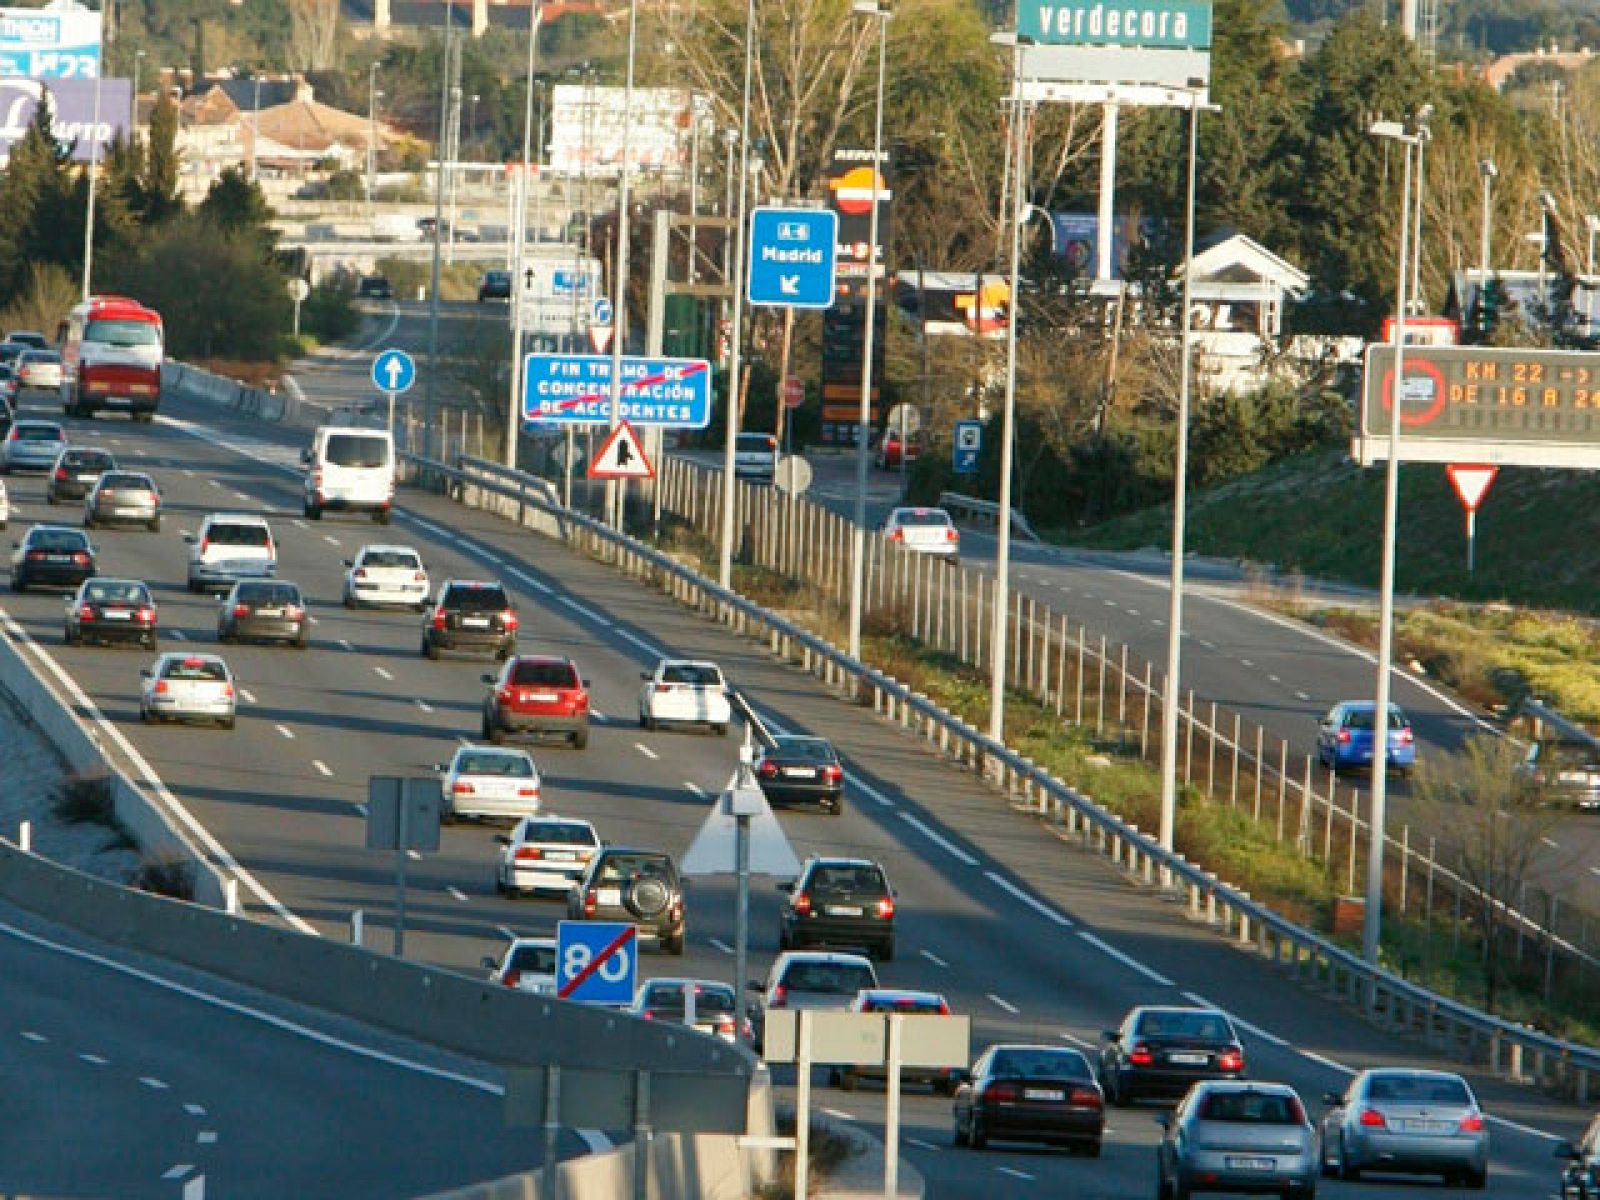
586 420 654 480
1445 463 1497 513
680 769 802 879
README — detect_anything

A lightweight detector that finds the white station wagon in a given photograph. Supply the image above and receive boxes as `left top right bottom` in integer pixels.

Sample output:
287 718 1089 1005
639 658 732 735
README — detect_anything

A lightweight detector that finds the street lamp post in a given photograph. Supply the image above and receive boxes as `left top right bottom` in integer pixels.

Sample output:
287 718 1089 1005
1477 158 1496 280
604 0 641 531
505 2 543 470
1363 107 1430 975
1409 129 1427 313
80 64 104 302
367 64 381 217
1586 215 1600 277
425 1 458 459
846 0 890 667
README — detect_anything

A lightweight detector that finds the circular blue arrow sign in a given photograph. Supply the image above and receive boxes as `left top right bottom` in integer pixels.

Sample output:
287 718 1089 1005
372 348 417 395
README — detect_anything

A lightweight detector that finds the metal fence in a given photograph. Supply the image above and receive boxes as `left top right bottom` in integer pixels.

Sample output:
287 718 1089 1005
411 448 1600 1104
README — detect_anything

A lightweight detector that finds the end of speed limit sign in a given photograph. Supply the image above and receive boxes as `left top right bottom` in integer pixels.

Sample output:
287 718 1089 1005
556 921 637 1004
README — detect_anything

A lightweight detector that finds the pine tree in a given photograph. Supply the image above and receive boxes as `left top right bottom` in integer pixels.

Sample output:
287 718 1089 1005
0 102 77 298
142 91 183 225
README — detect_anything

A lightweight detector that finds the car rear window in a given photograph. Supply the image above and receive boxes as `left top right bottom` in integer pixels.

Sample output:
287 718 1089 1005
326 433 390 468
1342 708 1406 731
86 581 148 604
445 584 509 612
737 434 775 453
164 659 228 682
21 350 60 365
100 473 151 490
15 424 63 441
862 994 945 1013
663 663 723 687
508 944 556 974
512 661 580 687
1367 1075 1472 1105
810 865 887 894
1136 1010 1233 1040
207 522 271 547
524 821 595 846
362 549 420 569
236 582 301 606
597 853 675 883
780 961 876 994
86 319 160 347
895 510 952 528
991 1049 1091 1080
65 450 113 469
644 984 736 1015
31 529 88 551
1197 1091 1302 1124
772 737 836 763
458 752 534 777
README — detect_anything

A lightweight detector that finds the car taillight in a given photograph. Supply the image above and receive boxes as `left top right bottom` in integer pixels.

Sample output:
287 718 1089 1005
792 892 811 916
72 552 90 565
285 605 304 620
759 760 778 778
715 1014 736 1035
669 897 683 919
54 467 67 480
153 680 169 694
514 846 542 862
888 528 904 541
583 889 597 917
414 570 427 582
25 550 45 560
198 538 209 557
78 605 94 620
770 984 788 1007
452 781 474 794
1398 728 1414 744
1217 1049 1244 1072
221 684 234 699
265 537 274 557
985 1083 1018 1104
502 610 519 631
946 528 958 542
1358 1109 1387 1128
937 1000 951 1015
1287 1097 1306 1123
654 683 672 694
352 567 367 579
136 606 156 623
501 969 520 988
1069 1086 1102 1108
1128 1044 1154 1066
875 896 895 919
822 764 843 782
232 604 250 618
1459 1113 1484 1133
431 608 448 630
498 687 515 704
517 786 538 798
1337 729 1352 744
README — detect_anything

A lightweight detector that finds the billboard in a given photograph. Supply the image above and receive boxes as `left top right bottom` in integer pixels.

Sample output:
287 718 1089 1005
0 4 102 79
1357 344 1600 468
547 85 709 177
820 148 892 445
0 76 130 163
1018 0 1212 48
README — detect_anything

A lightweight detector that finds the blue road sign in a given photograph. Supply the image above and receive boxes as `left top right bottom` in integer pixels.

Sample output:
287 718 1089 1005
523 353 712 428
592 297 614 326
556 921 637 1005
371 348 416 395
747 207 839 309
953 420 982 475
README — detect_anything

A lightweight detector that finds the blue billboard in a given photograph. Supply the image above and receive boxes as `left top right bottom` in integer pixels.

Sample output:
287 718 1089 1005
523 353 712 429
0 6 102 79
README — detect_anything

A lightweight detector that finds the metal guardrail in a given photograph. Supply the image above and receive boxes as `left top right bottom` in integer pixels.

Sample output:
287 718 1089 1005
410 448 1600 1104
939 490 1041 543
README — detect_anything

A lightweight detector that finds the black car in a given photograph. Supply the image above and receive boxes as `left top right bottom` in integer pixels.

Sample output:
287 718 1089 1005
779 856 896 961
1098 1006 1245 1106
421 579 518 661
953 1044 1106 1154
218 579 309 647
47 446 116 504
478 269 512 302
356 274 393 300
65 577 158 648
1557 1111 1600 1198
755 735 845 814
0 397 13 438
567 847 686 954
11 524 96 591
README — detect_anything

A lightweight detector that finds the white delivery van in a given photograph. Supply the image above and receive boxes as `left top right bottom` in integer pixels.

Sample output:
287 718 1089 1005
302 426 396 524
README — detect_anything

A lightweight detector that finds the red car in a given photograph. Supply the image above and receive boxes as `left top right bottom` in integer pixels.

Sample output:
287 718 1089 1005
876 428 922 469
482 655 591 748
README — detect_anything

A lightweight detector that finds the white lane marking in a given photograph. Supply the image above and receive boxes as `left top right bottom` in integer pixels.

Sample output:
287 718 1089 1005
140 1076 169 1090
709 938 734 955
1076 931 1173 986
1059 585 1072 592
907 1138 939 1152
1589 867 1600 879
1199 639 1216 650
80 1053 108 1065
615 627 662 657
1103 599 1116 608
352 803 367 817
0 614 314 935
1127 609 1139 617
182 469 195 478
636 742 659 760
20 1030 46 1043
196 1131 217 1145
170 629 188 641
275 724 295 740
231 491 249 501
238 688 257 704
162 1165 193 1181
899 813 978 866
684 782 705 797
985 870 1074 927
312 760 333 777
1268 674 1280 684
558 595 614 627
1542 837 1560 849
478 550 505 566
1296 691 1311 702
1488 1114 1564 1142
996 1167 1034 1181
1297 1050 1353 1076
1242 659 1254 668
322 534 339 546
338 638 353 651
987 993 1019 1014
184 1103 206 1117
507 567 553 595
1181 992 1288 1047
374 666 393 681
821 1108 855 1122
447 886 469 903
207 480 222 489
920 949 949 968
1152 618 1164 627
292 519 307 529
1057 1031 1096 1050
851 777 898 808
406 849 422 861
416 699 434 713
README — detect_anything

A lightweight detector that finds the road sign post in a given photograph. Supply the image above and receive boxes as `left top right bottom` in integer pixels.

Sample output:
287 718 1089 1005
747 208 839 309
1445 463 1497 575
365 775 442 958
555 921 638 1005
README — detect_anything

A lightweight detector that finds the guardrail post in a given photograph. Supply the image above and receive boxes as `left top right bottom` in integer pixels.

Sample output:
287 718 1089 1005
17 820 29 853
1141 662 1153 756
225 878 239 915
1097 637 1108 735
1205 875 1218 926
351 909 364 946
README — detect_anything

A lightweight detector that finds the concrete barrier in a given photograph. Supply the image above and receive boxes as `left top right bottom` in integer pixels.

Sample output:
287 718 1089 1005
162 362 294 424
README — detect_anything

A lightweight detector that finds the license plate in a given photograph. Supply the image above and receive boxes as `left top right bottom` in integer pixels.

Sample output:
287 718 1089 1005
1225 1157 1274 1171
1398 1119 1451 1133
103 609 131 620
546 851 575 861
48 554 72 563
827 905 863 916
783 767 816 778
1168 1053 1208 1065
1024 1088 1065 1101
527 692 557 703
463 616 490 628
76 474 96 481
597 887 622 906
259 608 283 617
114 508 144 516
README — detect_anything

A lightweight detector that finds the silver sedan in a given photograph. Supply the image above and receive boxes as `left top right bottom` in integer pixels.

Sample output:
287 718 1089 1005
85 471 162 531
139 652 237 729
1157 1080 1319 1199
1321 1068 1488 1188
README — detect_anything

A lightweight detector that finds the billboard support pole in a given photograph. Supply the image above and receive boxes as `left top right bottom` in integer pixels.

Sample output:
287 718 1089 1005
1094 100 1117 284
80 66 104 302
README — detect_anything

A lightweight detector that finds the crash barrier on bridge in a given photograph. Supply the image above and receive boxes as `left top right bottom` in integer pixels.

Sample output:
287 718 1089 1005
162 362 293 423
937 490 1041 543
406 449 1600 1105
0 615 229 910
0 837 765 1199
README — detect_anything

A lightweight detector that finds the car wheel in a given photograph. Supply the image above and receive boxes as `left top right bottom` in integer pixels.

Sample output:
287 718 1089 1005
343 590 355 609
487 721 505 746
219 627 234 644
778 927 792 951
1082 1137 1102 1159
143 636 156 651
713 722 728 736
45 490 56 506
1463 1167 1487 1190
828 796 845 816
221 716 236 731
1109 1074 1130 1108
969 1117 988 1150
375 508 392 526
1337 1136 1360 1182
295 634 309 650
640 712 654 731
84 513 95 529
187 579 201 594
663 931 685 955
148 516 161 533
64 626 78 645
876 938 895 962
140 705 154 724
951 1112 969 1148
11 573 24 593
424 638 440 661
305 503 322 520
571 726 589 750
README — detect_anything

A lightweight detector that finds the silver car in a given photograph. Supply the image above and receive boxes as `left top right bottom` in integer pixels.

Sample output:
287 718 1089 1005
1158 1080 1318 1200
85 471 162 531
16 348 63 393
139 652 237 729
437 744 541 822
1321 1068 1488 1188
1 420 67 473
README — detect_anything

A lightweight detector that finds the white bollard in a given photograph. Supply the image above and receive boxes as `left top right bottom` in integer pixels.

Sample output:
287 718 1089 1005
18 820 30 853
224 878 239 915
352 910 365 946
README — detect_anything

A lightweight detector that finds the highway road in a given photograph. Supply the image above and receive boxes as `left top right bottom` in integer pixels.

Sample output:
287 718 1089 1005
0 352 1589 1198
0 899 581 1198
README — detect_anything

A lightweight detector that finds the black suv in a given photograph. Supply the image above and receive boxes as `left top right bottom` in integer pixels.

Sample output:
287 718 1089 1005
779 856 896 961
421 579 518 661
47 446 116 504
356 275 393 300
1098 1006 1245 1106
567 847 686 955
478 269 512 302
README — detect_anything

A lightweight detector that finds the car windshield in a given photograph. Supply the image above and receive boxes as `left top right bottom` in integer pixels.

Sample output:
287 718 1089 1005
737 434 774 452
100 473 151 490
361 549 419 569
326 434 390 468
810 865 886 894
15 424 63 441
1197 1091 1302 1124
1342 707 1406 731
64 451 113 470
86 319 160 347
597 854 673 884
781 961 876 994
1366 1075 1472 1105
771 737 836 763
207 523 270 547
508 944 556 974
30 530 87 552
21 351 59 365
662 663 723 687
523 821 594 846
485 271 509 285
894 510 952 528
1136 1011 1232 1040
164 659 227 682
457 752 534 778
991 1049 1091 1080
512 661 579 687
643 984 736 1015
446 585 509 612
85 581 148 604
235 583 300 606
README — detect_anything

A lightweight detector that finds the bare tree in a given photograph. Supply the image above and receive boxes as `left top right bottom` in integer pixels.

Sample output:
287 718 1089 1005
287 0 340 74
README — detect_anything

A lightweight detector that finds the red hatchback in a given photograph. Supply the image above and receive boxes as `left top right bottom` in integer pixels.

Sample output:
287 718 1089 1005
482 655 591 748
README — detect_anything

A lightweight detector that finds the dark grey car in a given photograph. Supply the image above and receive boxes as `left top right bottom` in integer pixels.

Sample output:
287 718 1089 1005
218 579 309 647
47 446 116 504
566 847 685 954
85 471 162 531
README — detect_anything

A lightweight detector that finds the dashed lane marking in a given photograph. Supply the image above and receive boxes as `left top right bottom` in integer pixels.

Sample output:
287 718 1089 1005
162 1166 193 1181
851 777 898 809
80 1053 108 1065
899 813 978 866
416 699 434 713
140 1077 169 1089
507 568 553 595
312 760 333 777
1077 931 1173 987
20 1030 45 1043
1181 991 1287 1047
197 1132 217 1145
987 993 1019 1014
616 627 662 657
985 870 1074 927
920 949 949 968
275 724 295 740
996 1167 1034 1181
374 666 393 680
636 743 659 760
447 886 469 903
184 1104 206 1117
709 938 733 955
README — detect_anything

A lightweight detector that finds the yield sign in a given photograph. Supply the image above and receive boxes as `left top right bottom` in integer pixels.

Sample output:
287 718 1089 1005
1445 463 1497 513
586 419 654 479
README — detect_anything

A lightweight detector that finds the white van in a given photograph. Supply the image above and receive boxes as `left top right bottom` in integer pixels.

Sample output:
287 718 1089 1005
302 426 395 523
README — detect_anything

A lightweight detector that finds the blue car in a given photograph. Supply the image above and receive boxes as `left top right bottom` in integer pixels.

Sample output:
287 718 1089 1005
1318 701 1416 774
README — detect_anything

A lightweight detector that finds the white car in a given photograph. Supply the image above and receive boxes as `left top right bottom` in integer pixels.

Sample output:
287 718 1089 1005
438 744 541 822
638 658 732 735
882 506 959 563
495 815 601 897
733 432 777 481
481 936 558 995
342 543 430 610
139 652 237 729
185 513 276 592
629 978 751 1042
0 477 8 529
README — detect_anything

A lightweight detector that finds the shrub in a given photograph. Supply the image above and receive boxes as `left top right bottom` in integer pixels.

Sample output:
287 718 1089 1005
132 855 195 901
52 773 114 825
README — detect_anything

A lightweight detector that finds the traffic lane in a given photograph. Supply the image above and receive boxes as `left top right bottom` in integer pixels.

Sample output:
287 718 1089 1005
0 902 576 1200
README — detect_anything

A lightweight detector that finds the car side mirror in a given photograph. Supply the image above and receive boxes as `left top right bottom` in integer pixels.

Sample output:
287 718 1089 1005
139 668 151 678
1155 1113 1171 1130
776 882 793 893
342 559 353 567
1101 1030 1119 1041
583 678 591 687
300 449 312 464
640 671 650 680
433 763 448 773
746 980 764 992
480 673 496 684
494 834 510 846
181 532 195 544
480 956 497 970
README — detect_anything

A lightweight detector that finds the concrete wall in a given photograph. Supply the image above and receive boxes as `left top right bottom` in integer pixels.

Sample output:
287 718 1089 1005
163 362 295 423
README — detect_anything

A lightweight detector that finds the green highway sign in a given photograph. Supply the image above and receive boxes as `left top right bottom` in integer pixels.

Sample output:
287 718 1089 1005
1018 0 1213 49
